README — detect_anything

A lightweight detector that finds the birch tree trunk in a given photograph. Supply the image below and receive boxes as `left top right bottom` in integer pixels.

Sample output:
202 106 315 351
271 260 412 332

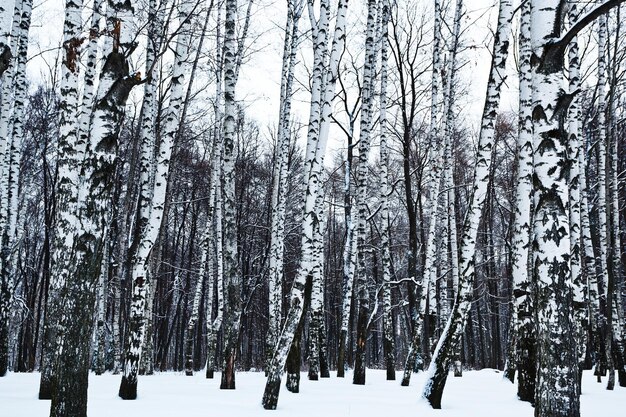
51 2 139 415
219 0 242 390
38 0 83 399
353 0 379 387
422 0 514 408
0 0 30 378
205 1 224 380
119 0 192 399
511 0 535 402
442 0 463 378
567 0 587 393
378 0 394 382
529 1 580 414
596 4 614 390
267 0 303 375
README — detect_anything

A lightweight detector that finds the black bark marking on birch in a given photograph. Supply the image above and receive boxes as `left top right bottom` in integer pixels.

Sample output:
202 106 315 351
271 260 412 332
0 45 11 76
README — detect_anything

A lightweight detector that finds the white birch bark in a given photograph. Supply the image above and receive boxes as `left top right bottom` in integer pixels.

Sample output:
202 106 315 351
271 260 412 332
566 1 587 392
38 0 83 399
530 1 579 413
308 183 325 380
595 5 621 390
219 0 242 390
422 0 514 408
511 0 534 401
206 4 224 379
378 0 394 382
0 0 29 377
352 0 379 387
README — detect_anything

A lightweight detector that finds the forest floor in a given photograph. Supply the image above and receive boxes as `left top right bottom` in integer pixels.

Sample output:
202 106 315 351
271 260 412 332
1 368 625 416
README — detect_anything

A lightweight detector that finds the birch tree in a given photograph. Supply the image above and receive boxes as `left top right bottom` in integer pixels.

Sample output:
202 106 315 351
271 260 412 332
267 0 303 374
119 0 194 399
51 1 139 415
378 0 394 382
0 0 30 378
353 0 379 386
262 0 348 408
422 0 514 408
511 0 535 402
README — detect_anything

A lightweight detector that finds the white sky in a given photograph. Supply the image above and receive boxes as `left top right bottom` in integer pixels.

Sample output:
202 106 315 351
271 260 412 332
24 0 519 162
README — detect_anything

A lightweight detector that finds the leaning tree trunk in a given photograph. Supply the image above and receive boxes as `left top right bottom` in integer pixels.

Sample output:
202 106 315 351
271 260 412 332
119 0 191 399
0 0 13 77
262 0 348 409
511 0 535 403
422 0 514 408
267 0 302 374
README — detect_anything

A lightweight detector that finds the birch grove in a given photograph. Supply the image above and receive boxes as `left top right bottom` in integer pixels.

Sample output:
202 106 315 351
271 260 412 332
0 1 625 416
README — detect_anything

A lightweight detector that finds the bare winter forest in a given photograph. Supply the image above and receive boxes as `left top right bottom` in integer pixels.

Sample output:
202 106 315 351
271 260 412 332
0 0 626 416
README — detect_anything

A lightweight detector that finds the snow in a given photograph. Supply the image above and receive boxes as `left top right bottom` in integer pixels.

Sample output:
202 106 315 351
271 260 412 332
1 369 625 416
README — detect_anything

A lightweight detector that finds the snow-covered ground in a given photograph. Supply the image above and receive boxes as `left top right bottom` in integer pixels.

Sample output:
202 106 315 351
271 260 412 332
1 369 624 416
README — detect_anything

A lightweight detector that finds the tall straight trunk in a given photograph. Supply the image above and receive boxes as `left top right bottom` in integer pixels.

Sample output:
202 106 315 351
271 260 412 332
93 240 109 375
38 0 83 399
267 0 302 374
422 0 514 408
51 2 139 415
442 0 463 378
219 0 242 390
308 189 325 381
529 0 586 414
596 6 615 390
378 0 394 382
511 0 535 402
263 0 348 409
567 0 587 393
401 0 443 386
206 1 224 380
353 0 378 387
119 0 192 399
0 0 28 378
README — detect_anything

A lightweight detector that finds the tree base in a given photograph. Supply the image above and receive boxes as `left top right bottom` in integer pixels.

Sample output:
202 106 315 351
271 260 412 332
118 375 138 400
286 372 299 393
206 368 214 379
262 373 282 410
38 380 52 400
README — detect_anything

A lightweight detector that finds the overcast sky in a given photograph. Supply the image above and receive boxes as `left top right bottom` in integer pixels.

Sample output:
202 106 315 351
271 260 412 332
25 0 520 162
